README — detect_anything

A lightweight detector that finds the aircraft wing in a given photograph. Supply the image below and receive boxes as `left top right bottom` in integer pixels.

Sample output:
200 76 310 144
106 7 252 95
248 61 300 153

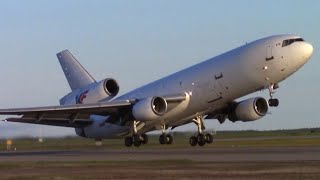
0 100 132 128
0 93 187 128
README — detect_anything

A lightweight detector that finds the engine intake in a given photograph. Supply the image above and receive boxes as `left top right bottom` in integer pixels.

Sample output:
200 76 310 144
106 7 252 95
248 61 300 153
228 97 268 122
132 97 168 121
151 97 167 115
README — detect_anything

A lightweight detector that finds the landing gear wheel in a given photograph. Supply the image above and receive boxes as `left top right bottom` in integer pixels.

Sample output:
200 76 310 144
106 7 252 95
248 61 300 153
198 134 206 146
125 137 133 147
133 134 141 147
141 134 148 144
133 141 141 147
166 134 173 144
159 134 166 144
189 136 198 146
205 133 214 144
268 98 279 107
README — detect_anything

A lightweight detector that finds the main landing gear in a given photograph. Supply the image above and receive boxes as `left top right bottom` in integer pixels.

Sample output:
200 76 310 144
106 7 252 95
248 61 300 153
124 118 215 147
124 121 148 147
159 123 173 145
268 83 279 107
189 116 214 146
124 134 148 147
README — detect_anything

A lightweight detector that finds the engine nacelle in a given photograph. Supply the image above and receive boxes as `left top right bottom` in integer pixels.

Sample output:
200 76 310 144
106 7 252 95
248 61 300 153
60 78 119 105
132 97 168 121
82 78 119 103
228 97 268 122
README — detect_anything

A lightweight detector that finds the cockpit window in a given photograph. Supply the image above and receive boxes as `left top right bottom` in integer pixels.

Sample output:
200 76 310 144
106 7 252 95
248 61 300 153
282 38 304 47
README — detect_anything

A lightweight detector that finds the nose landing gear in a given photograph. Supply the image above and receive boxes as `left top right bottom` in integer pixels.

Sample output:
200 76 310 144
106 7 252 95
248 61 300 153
268 83 279 107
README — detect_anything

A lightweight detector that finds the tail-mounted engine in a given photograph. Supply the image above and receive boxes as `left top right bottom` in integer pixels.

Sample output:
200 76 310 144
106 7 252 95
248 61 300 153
87 78 120 102
132 97 168 121
60 78 119 105
228 97 269 122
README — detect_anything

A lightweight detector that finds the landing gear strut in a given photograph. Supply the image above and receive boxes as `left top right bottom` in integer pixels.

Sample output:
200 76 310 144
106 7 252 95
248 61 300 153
124 120 148 147
159 122 173 145
268 83 279 107
189 116 214 146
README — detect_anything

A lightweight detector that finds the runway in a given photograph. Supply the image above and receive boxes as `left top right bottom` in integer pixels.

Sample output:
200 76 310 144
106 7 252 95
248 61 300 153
1 146 320 162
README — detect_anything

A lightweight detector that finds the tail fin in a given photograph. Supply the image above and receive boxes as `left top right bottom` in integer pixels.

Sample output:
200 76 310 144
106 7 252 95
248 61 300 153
56 50 96 91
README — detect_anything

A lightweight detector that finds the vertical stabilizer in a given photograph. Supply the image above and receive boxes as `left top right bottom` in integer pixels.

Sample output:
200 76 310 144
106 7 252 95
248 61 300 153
57 50 96 91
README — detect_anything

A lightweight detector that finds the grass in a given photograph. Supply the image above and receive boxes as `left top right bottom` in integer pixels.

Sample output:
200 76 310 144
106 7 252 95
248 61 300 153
198 128 320 138
1 131 320 151
0 128 319 151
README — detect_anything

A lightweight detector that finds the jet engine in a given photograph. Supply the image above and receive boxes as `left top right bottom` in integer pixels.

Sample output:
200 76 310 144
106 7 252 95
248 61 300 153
60 78 119 105
228 97 268 122
88 78 119 100
132 97 168 121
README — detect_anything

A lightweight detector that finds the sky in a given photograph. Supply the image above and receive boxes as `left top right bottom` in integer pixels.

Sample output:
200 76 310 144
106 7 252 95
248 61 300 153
0 0 319 138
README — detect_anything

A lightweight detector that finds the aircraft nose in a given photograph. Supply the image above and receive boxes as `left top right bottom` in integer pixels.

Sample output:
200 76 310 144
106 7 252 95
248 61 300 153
303 42 313 59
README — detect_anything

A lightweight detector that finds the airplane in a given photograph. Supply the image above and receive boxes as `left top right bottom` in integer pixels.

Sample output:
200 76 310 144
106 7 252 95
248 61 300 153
0 34 313 147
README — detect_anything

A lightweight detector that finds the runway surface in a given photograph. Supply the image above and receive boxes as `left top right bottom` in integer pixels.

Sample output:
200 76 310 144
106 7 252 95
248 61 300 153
1 146 320 162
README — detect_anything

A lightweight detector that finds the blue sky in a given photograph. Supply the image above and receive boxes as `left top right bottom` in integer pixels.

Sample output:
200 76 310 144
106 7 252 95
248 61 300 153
0 0 319 138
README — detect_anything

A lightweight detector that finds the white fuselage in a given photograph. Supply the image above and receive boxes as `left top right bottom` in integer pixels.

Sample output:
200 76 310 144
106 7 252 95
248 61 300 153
83 35 313 138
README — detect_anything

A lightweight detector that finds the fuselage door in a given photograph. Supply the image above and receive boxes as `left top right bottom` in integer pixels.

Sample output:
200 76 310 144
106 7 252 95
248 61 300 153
266 44 274 61
207 72 224 104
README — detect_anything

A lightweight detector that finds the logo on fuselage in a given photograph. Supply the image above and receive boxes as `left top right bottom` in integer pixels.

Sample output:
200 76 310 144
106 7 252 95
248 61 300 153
76 90 89 104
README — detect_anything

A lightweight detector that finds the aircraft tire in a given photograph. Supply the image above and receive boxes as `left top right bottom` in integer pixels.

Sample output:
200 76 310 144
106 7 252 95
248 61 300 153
205 133 214 144
125 137 133 147
166 134 173 144
189 136 198 146
159 134 166 144
273 99 279 107
133 134 141 147
141 134 148 144
198 134 206 146
269 99 279 107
